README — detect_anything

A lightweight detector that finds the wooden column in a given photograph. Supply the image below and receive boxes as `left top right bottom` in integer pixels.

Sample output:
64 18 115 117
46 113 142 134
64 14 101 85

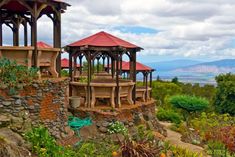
97 57 100 73
79 55 83 75
107 56 110 73
150 70 153 98
31 3 38 67
111 58 115 78
24 21 28 46
73 56 77 77
87 51 91 108
102 55 105 71
13 22 19 46
0 11 2 46
69 51 73 96
115 52 120 107
53 12 62 76
131 50 137 104
145 72 148 102
120 53 123 75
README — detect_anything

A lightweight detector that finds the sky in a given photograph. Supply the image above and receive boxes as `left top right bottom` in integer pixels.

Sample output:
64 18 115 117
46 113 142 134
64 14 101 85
2 0 235 63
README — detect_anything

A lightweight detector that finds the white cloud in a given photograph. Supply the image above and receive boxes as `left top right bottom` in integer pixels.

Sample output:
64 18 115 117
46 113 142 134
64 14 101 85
2 0 235 61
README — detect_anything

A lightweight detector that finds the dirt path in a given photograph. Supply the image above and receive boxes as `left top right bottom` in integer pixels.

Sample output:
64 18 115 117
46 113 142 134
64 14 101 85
159 121 208 156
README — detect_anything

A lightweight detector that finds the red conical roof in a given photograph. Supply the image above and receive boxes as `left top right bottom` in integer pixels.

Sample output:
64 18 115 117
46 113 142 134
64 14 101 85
122 61 153 71
61 58 80 68
68 31 142 49
37 41 53 48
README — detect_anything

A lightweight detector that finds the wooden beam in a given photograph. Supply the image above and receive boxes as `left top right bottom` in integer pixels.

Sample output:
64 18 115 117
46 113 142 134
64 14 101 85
24 21 28 46
150 71 153 98
115 53 120 107
87 51 91 108
31 3 38 67
79 55 83 75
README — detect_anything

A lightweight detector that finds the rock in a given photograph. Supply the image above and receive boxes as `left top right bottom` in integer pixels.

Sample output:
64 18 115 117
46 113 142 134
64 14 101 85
146 121 154 130
80 124 98 140
3 101 11 106
15 99 22 105
99 127 108 133
10 117 24 132
0 115 11 127
110 133 125 143
102 121 110 127
0 128 25 146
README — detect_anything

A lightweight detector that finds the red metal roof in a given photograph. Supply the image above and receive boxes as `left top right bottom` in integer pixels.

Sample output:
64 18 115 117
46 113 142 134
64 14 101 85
68 31 142 49
61 58 80 68
122 61 153 71
37 41 53 48
1 0 69 13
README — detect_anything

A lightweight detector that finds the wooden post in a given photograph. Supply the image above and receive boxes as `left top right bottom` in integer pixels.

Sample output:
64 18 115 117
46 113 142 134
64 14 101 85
120 53 122 75
97 57 100 73
145 72 148 102
115 52 120 107
111 58 115 78
143 72 145 86
102 55 105 71
79 55 83 75
24 21 28 46
107 56 110 73
69 51 73 96
73 56 77 77
132 50 137 104
53 12 62 76
87 51 91 108
150 70 153 98
0 10 2 46
13 22 19 46
31 3 37 67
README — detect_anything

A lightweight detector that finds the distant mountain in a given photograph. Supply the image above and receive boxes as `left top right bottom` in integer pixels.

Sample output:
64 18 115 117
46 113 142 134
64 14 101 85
146 59 202 71
174 59 235 74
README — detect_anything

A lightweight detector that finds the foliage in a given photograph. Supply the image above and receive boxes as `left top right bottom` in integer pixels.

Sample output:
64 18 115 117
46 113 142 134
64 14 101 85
169 95 209 114
152 81 182 105
171 77 179 84
25 126 76 157
156 107 183 124
170 146 203 157
121 138 160 157
132 125 155 142
107 121 128 135
0 58 38 95
190 112 235 139
215 73 235 115
205 126 235 154
75 139 119 157
206 140 232 157
61 70 69 77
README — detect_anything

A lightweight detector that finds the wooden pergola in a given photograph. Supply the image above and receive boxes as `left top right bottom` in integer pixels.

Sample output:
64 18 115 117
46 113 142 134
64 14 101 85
0 0 70 74
65 31 143 108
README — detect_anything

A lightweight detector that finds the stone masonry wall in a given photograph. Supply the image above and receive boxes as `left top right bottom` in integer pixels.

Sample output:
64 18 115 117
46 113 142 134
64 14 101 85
0 78 72 139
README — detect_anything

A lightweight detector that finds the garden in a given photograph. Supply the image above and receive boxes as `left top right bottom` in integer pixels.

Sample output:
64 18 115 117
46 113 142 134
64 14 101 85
155 74 235 157
1 58 235 157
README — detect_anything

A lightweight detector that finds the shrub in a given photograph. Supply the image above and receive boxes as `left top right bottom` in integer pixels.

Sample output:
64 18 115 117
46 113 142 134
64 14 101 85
171 146 203 157
107 121 128 135
0 58 38 95
215 73 235 115
170 95 209 113
25 126 76 157
61 70 69 77
156 108 182 124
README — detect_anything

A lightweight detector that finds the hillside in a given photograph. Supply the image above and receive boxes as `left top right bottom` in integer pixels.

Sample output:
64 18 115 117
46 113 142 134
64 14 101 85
147 59 202 71
174 59 235 73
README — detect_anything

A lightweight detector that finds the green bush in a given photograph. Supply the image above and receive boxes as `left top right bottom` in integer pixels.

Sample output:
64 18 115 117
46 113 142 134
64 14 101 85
25 126 76 157
107 121 128 135
169 95 209 113
0 58 38 95
215 73 235 115
156 108 182 124
61 70 69 77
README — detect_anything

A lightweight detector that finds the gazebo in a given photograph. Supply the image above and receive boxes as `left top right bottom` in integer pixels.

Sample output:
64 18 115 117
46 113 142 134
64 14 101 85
65 31 143 108
0 0 70 76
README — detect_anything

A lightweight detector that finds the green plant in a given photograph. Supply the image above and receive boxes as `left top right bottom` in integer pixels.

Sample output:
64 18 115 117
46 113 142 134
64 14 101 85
169 95 209 122
156 107 183 124
171 146 203 157
132 125 155 142
25 126 76 157
207 140 230 157
215 73 235 115
0 58 38 95
61 70 69 77
107 121 128 135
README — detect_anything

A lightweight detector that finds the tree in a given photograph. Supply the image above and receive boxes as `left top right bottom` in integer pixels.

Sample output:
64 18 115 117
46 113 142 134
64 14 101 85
169 95 209 122
171 77 179 84
215 73 235 115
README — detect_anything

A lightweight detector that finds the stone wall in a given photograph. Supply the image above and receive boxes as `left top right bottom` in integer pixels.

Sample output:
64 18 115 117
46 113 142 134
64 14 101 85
0 78 72 139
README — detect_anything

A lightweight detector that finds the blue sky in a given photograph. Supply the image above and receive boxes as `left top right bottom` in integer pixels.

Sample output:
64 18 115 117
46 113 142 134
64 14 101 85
2 0 235 63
